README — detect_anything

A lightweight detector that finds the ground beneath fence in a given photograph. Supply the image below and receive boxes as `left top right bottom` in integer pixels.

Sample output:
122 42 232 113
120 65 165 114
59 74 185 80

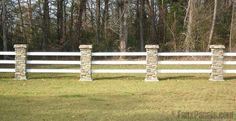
0 73 235 121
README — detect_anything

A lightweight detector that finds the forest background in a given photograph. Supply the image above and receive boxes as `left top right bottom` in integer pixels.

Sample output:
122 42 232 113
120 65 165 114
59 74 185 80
0 0 236 52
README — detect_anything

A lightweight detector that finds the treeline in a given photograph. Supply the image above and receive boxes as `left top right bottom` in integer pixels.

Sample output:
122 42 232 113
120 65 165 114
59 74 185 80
0 0 236 52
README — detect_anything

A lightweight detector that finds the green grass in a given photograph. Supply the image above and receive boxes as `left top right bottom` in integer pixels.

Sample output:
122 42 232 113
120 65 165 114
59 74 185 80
0 65 236 121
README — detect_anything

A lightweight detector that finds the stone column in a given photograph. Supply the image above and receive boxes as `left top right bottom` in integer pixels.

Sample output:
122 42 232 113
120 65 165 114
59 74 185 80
209 45 225 81
79 45 93 81
145 45 159 82
14 44 28 80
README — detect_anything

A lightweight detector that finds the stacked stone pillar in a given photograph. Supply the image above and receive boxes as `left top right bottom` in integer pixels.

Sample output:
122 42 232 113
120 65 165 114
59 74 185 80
145 45 159 82
79 45 93 81
14 44 28 80
209 45 225 81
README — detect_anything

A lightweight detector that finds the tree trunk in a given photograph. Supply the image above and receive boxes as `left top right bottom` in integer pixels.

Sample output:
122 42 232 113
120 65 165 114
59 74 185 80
139 0 144 51
119 0 128 53
150 0 158 43
207 0 218 51
96 0 101 43
69 0 75 50
75 0 86 49
2 0 7 59
57 0 65 50
42 0 50 51
184 0 195 52
158 0 166 44
63 0 67 47
103 0 109 41
229 0 236 52
17 0 26 43
27 0 33 44
146 0 158 43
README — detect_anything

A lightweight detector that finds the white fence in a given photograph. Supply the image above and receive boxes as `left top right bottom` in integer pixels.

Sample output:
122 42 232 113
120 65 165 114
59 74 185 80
0 51 236 74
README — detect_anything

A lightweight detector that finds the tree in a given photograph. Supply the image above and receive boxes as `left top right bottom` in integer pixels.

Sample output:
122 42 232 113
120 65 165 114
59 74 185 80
118 0 128 52
42 0 50 51
27 0 33 45
146 0 158 43
229 0 236 51
96 0 101 43
139 0 144 51
207 0 218 51
74 0 86 50
184 0 195 51
0 0 234 52
17 0 26 43
57 0 65 50
103 0 109 40
158 0 166 44
2 0 7 59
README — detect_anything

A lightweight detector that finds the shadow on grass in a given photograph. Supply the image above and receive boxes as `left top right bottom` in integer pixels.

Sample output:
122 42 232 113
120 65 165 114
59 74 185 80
94 75 208 81
0 73 14 78
224 76 236 81
160 76 195 81
28 74 78 80
1 73 235 82
58 94 85 98
94 76 143 81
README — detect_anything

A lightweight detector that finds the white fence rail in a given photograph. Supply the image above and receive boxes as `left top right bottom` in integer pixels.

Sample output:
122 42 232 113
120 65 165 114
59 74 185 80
224 53 236 56
1 68 236 74
0 52 15 55
92 61 145 65
27 52 81 56
158 52 212 56
0 51 235 74
27 60 81 65
1 51 235 56
92 52 146 56
27 69 81 73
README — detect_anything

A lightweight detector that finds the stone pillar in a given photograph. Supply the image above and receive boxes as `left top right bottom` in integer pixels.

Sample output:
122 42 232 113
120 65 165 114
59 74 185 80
79 45 93 81
209 45 225 81
14 44 28 80
145 45 159 82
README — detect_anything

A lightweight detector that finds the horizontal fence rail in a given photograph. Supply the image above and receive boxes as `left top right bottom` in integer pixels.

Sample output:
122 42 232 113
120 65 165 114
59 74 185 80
2 60 234 65
27 52 81 56
0 68 15 72
158 52 212 56
1 60 234 65
0 60 15 64
0 52 234 57
1 69 235 74
0 44 235 81
224 61 236 65
224 53 236 56
224 70 236 73
92 52 146 56
158 69 211 73
93 69 146 73
27 69 81 73
0 52 15 55
158 61 211 65
27 60 81 65
92 61 145 65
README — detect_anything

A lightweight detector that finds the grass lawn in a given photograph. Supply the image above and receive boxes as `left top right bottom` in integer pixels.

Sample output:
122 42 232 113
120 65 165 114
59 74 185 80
0 65 236 121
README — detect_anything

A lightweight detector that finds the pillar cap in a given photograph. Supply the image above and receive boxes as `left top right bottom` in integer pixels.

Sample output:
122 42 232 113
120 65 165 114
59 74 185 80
210 45 225 49
14 44 27 48
145 45 159 49
79 45 92 49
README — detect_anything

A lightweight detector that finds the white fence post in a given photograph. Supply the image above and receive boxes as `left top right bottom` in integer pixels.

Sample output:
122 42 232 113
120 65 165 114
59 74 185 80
145 45 159 82
79 45 93 81
210 45 225 81
14 44 28 80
